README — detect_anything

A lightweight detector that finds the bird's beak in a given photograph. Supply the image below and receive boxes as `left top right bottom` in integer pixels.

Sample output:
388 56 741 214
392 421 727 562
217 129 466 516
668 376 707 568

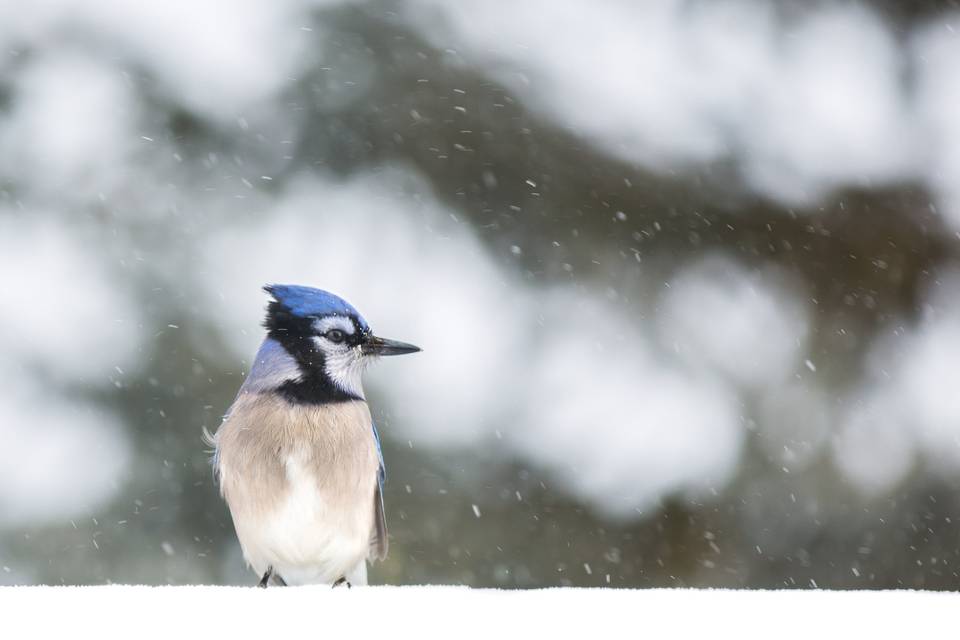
361 335 421 356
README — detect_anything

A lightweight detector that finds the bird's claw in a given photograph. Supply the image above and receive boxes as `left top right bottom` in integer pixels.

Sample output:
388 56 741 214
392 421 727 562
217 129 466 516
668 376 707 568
258 566 287 587
259 567 273 588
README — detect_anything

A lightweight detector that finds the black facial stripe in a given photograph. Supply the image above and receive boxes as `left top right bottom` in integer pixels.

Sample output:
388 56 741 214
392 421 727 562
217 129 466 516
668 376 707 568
263 300 362 404
313 315 367 347
276 375 360 405
348 316 368 346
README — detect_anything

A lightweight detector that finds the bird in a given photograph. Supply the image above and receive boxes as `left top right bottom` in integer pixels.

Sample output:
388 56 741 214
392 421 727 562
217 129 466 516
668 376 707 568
208 284 420 587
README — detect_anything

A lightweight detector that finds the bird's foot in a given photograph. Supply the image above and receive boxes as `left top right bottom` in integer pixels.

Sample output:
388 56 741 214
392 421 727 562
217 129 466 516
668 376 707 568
258 567 273 588
332 577 352 589
258 566 287 588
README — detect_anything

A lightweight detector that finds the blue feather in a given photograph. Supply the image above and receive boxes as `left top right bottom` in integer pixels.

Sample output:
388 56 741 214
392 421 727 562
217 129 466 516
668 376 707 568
371 419 389 560
264 284 370 330
371 420 386 486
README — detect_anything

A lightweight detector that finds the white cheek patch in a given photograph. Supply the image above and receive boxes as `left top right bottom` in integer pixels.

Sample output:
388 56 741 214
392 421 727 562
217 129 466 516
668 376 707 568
310 335 328 355
309 315 366 397
323 348 369 398
313 316 356 336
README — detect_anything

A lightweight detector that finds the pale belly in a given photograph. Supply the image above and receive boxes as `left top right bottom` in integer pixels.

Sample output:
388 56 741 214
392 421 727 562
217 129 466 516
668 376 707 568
215 397 381 586
230 455 376 585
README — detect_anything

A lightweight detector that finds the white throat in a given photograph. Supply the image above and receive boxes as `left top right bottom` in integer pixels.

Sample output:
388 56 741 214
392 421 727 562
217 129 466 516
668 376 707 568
316 340 368 399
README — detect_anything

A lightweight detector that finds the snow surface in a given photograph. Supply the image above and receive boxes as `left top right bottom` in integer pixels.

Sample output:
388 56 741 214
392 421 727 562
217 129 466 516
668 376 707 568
1 586 957 639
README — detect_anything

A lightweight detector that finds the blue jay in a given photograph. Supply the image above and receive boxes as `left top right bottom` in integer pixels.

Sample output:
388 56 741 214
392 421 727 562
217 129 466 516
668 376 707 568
210 285 420 587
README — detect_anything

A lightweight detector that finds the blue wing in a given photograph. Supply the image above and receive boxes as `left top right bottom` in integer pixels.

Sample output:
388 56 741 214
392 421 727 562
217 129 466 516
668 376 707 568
372 420 386 486
370 421 388 561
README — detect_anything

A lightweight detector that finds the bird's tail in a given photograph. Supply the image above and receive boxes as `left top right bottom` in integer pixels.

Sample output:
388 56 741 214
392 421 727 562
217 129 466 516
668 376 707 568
201 426 222 487
201 425 217 450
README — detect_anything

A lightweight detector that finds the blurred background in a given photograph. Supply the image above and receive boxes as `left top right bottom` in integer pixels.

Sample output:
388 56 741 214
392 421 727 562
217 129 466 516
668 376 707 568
2 0 960 589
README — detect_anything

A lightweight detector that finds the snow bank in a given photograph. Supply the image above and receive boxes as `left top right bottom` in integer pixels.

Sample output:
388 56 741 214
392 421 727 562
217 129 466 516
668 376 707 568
2 586 957 639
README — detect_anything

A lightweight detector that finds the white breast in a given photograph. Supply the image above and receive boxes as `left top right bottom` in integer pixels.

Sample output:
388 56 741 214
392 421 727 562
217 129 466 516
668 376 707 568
235 454 374 585
216 396 381 586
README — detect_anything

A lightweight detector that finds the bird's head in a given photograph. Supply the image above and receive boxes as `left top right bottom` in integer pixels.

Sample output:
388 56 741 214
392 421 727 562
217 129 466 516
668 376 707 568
262 284 420 401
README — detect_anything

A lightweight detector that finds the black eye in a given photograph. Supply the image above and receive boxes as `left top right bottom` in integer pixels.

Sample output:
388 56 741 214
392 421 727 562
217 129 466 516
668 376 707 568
326 329 347 343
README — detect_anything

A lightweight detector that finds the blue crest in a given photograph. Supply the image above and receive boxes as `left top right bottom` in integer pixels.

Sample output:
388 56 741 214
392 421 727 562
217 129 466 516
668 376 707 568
264 284 369 330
